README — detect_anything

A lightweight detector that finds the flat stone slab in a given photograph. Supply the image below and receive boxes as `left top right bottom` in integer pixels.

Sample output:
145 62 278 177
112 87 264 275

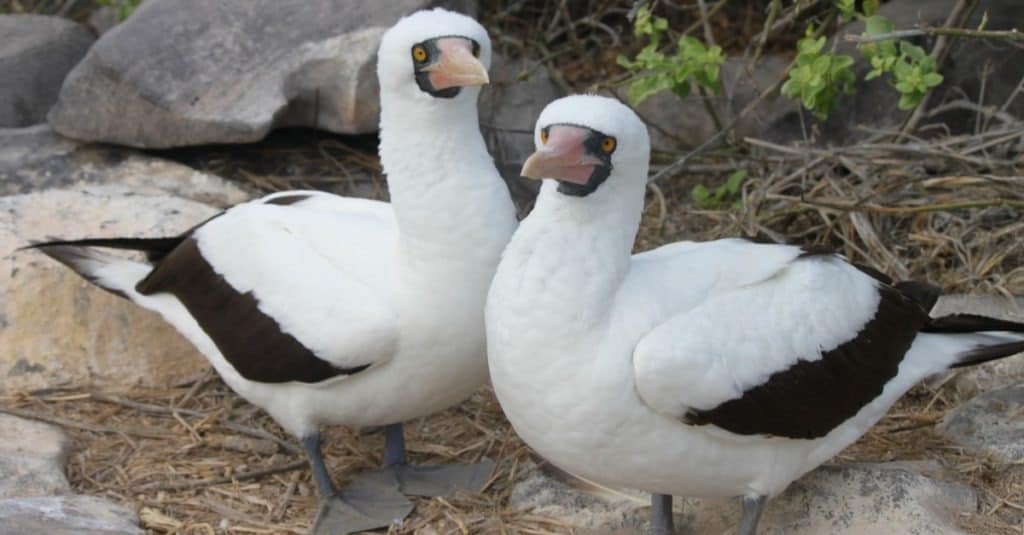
939 385 1024 464
0 495 143 535
0 414 71 499
511 460 976 534
0 124 250 207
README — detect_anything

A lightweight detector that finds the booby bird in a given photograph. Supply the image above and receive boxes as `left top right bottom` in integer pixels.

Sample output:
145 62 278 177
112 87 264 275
485 95 1024 535
27 9 517 533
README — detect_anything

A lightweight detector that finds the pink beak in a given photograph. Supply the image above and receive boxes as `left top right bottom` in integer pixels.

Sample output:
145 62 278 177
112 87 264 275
421 38 489 90
520 125 602 184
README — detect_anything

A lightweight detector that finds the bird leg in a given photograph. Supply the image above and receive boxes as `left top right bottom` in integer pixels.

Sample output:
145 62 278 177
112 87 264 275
649 493 676 535
352 422 494 498
737 495 767 535
304 431 413 535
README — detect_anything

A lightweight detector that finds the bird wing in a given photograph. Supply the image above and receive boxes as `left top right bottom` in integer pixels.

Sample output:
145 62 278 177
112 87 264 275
631 242 931 439
138 194 399 384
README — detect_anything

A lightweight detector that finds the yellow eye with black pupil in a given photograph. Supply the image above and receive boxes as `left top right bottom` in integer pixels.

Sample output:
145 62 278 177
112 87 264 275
601 137 616 153
412 46 427 62
540 130 549 144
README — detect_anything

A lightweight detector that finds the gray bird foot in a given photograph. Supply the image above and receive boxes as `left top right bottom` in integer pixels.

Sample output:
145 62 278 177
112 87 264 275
351 458 495 498
310 471 413 535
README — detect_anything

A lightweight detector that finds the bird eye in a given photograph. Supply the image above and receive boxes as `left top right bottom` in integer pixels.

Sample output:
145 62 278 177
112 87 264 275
412 45 428 62
539 129 549 144
601 137 617 153
472 44 481 58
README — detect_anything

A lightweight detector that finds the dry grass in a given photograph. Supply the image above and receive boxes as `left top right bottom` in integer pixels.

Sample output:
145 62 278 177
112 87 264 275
1 366 1023 533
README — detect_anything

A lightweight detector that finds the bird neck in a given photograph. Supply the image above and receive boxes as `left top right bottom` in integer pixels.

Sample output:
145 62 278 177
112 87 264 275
379 95 517 261
492 179 643 331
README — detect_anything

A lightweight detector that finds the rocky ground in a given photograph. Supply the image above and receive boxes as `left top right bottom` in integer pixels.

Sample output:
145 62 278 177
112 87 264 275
1 0 1022 533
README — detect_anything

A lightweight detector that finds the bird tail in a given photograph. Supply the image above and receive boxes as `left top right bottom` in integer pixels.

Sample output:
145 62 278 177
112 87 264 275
920 313 1024 368
21 237 182 300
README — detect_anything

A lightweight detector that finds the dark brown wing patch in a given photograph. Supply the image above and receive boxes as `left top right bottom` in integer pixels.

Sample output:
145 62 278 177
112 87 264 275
136 238 368 384
683 285 931 439
264 194 313 206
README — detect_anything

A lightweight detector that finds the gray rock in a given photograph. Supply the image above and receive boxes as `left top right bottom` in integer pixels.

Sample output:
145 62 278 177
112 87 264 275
0 15 95 128
0 124 251 208
509 461 648 534
511 460 975 534
49 0 476 148
686 463 976 535
479 54 564 194
0 185 217 393
766 0 1024 145
618 55 796 151
931 294 1024 398
86 7 119 36
0 414 71 499
939 385 1024 463
0 495 142 535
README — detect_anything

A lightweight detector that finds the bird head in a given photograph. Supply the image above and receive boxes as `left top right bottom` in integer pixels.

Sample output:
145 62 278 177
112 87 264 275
377 9 491 106
521 95 650 198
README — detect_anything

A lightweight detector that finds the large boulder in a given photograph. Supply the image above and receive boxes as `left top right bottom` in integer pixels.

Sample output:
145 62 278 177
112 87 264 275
766 0 1024 145
48 0 476 148
0 15 94 128
0 186 219 393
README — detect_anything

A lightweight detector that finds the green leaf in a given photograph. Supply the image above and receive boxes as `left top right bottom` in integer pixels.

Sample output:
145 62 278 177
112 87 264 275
862 0 880 16
898 92 920 110
723 169 747 194
923 72 943 87
628 74 675 105
864 15 895 35
692 184 711 205
899 41 927 61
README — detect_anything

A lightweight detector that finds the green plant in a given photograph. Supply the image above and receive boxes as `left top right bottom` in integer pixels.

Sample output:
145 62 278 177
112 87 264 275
692 169 747 210
617 6 725 105
860 16 943 110
97 0 142 21
780 32 856 120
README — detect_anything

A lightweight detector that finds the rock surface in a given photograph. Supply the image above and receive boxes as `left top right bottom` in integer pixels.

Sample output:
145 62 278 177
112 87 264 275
49 0 475 148
766 0 1024 145
932 294 1024 398
479 54 564 201
511 460 976 534
939 386 1024 463
0 414 71 499
0 495 143 535
619 55 797 151
0 124 251 207
0 186 217 393
0 15 95 128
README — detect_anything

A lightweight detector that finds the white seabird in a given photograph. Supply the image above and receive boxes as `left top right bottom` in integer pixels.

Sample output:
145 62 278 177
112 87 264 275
29 9 517 533
486 94 1024 535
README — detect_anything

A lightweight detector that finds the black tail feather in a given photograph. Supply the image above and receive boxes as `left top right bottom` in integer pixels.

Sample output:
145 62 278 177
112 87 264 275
22 236 185 262
924 313 1024 334
950 340 1024 368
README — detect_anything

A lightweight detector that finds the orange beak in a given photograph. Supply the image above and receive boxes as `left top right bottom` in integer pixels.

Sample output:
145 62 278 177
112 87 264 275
521 125 602 184
421 38 489 90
